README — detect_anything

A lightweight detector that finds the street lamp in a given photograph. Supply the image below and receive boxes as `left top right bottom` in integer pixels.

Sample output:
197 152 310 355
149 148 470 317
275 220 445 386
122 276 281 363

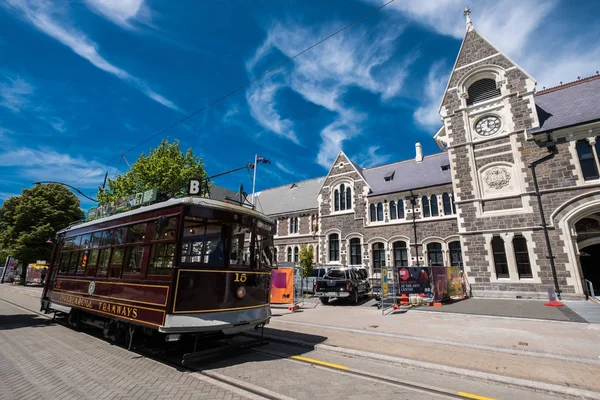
34 181 98 203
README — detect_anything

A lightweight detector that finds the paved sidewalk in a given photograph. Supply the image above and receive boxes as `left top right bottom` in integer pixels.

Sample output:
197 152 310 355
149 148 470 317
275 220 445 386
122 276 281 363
267 303 600 392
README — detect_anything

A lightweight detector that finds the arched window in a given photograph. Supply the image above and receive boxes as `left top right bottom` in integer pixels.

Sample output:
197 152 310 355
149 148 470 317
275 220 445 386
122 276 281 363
442 193 452 215
427 242 443 266
334 189 340 211
329 234 339 262
491 236 508 278
467 78 501 105
377 203 384 221
294 246 299 263
340 184 346 210
513 235 532 278
449 241 462 267
451 194 456 214
397 200 405 219
287 247 292 262
431 195 439 217
372 243 385 269
389 201 397 220
370 204 376 222
346 186 352 209
575 139 599 180
349 238 361 265
393 241 408 267
422 196 430 218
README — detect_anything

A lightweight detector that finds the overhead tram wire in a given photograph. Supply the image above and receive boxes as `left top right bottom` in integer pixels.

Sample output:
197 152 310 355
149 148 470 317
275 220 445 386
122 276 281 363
72 0 397 185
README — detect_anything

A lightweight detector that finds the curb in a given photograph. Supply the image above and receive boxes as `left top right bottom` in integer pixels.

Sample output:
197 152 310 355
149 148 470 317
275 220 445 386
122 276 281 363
250 332 600 400
199 370 294 400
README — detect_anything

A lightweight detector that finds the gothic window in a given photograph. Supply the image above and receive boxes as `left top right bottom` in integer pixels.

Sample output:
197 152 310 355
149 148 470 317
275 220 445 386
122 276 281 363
427 243 443 266
513 235 532 278
329 234 339 262
491 236 509 278
372 243 385 269
467 78 501 106
422 196 430 218
449 241 463 268
349 238 361 265
393 241 408 267
431 195 439 217
294 246 299 263
377 203 384 221
397 200 405 218
442 193 452 215
576 139 599 180
289 217 298 234
370 204 376 222
287 247 292 262
333 183 352 211
389 201 397 220
451 194 456 214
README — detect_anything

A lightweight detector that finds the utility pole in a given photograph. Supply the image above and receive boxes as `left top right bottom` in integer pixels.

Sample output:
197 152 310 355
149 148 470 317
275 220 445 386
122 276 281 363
407 190 420 266
121 154 142 190
251 154 258 207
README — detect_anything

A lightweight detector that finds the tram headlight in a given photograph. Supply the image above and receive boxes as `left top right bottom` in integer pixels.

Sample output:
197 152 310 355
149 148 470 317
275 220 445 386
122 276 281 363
236 285 247 299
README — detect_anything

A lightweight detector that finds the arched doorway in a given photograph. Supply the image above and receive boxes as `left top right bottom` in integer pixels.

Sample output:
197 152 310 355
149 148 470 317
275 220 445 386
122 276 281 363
575 215 600 298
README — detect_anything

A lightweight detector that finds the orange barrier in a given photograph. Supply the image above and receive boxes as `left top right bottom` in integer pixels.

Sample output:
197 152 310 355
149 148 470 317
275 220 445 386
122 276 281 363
270 268 295 305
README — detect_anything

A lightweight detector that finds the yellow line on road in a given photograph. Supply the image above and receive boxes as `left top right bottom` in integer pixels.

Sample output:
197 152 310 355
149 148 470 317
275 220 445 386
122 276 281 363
458 391 496 400
291 355 349 370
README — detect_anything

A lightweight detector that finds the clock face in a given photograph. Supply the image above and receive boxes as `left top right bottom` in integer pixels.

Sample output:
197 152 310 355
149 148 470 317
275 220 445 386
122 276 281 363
475 115 501 136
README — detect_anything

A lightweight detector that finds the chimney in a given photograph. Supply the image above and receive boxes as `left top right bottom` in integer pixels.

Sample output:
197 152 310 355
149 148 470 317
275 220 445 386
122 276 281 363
415 142 423 162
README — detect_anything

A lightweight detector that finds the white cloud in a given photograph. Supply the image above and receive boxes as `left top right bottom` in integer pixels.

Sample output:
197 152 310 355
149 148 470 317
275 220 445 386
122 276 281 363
247 20 413 168
84 0 145 30
274 161 294 176
0 192 20 201
0 146 116 187
353 146 392 168
3 0 181 112
413 61 449 129
0 75 34 112
38 116 67 132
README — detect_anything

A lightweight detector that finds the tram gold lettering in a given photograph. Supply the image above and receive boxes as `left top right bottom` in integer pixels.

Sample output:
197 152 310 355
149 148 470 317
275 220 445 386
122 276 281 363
234 273 247 283
132 309 138 319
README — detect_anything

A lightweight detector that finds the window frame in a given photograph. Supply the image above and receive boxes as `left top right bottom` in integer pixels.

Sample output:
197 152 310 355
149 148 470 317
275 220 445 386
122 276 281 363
329 233 340 262
389 201 397 220
422 196 431 218
397 200 405 219
576 139 600 181
427 242 444 266
466 78 501 106
442 193 452 215
349 238 361 265
393 241 408 267
449 241 463 268
513 235 532 279
491 236 509 278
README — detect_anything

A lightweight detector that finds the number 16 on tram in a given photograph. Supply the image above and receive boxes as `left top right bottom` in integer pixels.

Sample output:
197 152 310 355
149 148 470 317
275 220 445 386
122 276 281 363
41 196 277 343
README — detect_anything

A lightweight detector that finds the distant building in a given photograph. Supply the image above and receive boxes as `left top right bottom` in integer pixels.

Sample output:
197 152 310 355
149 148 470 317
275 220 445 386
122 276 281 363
255 13 600 300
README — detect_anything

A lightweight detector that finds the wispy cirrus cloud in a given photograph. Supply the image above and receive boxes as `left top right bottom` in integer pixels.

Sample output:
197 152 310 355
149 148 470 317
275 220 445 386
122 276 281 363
413 61 449 129
84 0 147 30
0 75 34 112
354 145 392 168
247 20 414 169
3 0 181 112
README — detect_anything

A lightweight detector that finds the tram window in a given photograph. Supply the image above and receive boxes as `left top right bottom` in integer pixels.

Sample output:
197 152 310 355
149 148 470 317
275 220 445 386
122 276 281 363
123 246 144 275
59 253 70 273
104 228 126 246
67 251 79 274
76 251 89 275
153 217 177 240
109 247 125 279
148 244 174 275
79 234 91 249
205 224 224 265
230 234 246 266
86 249 99 276
255 234 275 268
64 236 79 251
96 249 109 276
90 231 105 248
127 223 146 243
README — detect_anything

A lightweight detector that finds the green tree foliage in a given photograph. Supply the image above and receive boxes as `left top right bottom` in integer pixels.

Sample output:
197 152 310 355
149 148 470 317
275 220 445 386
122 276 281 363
0 184 84 283
0 248 7 267
298 245 314 279
97 139 207 204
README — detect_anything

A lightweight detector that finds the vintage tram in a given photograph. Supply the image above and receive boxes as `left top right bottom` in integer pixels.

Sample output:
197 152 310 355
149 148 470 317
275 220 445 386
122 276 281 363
41 195 276 345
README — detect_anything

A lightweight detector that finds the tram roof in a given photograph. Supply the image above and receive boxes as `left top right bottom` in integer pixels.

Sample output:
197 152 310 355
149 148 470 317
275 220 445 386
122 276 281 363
59 196 274 234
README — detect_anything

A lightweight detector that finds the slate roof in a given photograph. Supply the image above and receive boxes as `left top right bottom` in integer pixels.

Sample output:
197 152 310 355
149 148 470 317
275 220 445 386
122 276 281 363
252 177 325 216
362 152 452 196
531 74 600 134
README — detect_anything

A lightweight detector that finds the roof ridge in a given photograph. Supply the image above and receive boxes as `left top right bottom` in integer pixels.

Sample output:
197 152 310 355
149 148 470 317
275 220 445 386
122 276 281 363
364 151 448 171
536 72 600 95
255 175 325 194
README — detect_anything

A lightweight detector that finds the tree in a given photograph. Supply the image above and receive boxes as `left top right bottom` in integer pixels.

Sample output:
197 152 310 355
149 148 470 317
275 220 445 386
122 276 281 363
298 245 314 296
0 184 84 283
98 139 207 204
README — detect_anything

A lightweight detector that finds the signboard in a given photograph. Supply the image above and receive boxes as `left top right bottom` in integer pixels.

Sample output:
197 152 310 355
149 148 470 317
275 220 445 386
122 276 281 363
446 266 463 297
432 266 448 301
86 188 158 221
397 266 431 295
382 268 389 297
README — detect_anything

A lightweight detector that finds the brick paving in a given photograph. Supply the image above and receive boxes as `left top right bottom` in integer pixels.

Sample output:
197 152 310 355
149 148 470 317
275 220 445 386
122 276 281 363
0 299 253 400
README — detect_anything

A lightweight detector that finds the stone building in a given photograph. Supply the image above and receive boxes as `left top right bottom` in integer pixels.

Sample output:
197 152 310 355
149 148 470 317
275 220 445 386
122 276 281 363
255 13 600 300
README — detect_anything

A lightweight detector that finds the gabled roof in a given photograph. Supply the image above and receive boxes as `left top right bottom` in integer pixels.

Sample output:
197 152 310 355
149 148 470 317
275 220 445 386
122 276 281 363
362 153 451 196
531 74 600 134
252 176 324 216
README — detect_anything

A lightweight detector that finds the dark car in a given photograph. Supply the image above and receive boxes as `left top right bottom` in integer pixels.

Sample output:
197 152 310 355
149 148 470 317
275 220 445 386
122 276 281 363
315 268 370 305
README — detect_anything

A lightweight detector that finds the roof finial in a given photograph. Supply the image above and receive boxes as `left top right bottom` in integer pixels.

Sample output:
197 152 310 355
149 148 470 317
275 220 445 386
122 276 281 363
464 7 473 32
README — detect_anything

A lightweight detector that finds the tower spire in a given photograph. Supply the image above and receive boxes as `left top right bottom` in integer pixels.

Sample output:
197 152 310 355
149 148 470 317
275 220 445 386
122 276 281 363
463 7 473 32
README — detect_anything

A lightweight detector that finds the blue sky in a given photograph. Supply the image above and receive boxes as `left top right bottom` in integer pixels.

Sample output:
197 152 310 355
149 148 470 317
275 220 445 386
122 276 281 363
1 0 599 211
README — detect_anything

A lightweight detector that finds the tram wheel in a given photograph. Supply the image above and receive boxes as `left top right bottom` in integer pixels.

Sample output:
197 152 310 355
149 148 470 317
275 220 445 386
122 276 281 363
67 309 82 330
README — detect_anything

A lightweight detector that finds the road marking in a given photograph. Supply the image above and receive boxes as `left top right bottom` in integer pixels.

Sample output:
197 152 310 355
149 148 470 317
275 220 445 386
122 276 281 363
291 355 349 370
457 391 496 400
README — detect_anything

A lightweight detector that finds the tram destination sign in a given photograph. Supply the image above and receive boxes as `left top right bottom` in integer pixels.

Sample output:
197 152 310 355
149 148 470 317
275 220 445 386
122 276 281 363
87 188 158 220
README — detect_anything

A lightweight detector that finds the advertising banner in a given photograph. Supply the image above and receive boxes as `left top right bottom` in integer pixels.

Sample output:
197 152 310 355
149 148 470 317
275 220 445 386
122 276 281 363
432 266 448 301
446 266 463 297
397 266 432 295
270 268 294 304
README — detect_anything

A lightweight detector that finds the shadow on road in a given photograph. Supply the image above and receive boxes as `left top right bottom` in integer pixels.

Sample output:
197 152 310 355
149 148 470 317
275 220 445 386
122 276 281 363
0 314 51 330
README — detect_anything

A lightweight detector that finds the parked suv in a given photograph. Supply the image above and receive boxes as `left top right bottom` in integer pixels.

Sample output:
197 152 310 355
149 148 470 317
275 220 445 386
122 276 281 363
315 268 370 305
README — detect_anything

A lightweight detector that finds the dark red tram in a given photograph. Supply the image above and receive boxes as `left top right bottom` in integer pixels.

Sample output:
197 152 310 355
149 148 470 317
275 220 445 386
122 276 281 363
41 196 276 343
